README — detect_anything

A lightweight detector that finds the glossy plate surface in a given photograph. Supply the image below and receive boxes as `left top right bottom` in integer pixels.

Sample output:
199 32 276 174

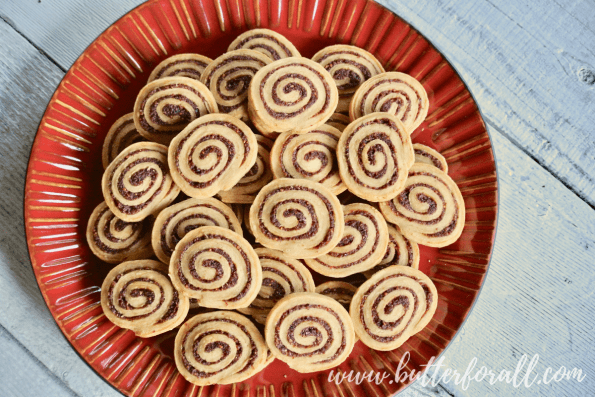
24 0 498 396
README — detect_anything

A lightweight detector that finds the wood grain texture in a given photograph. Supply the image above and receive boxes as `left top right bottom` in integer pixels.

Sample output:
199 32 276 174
0 0 594 396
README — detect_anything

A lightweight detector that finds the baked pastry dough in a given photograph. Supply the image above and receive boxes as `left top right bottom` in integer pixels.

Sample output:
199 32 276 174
101 259 189 337
364 224 420 278
168 114 258 198
350 265 437 350
270 124 345 195
148 53 212 82
102 142 179 222
312 45 384 113
413 143 448 173
169 226 261 309
133 77 218 145
265 292 355 372
151 197 243 264
102 113 144 169
238 247 315 323
350 72 429 134
200 49 271 121
249 178 344 259
248 57 338 135
326 112 351 131
315 281 357 308
337 112 413 202
228 28 301 60
87 201 153 263
174 311 267 385
379 163 465 247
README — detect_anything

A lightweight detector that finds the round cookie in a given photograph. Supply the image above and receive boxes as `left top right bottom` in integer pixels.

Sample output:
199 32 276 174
304 203 389 277
249 178 345 259
133 77 218 145
379 163 465 247
148 53 213 82
312 44 385 113
102 113 145 169
265 292 355 373
102 142 179 222
337 112 414 202
248 57 338 135
326 112 351 131
169 226 262 309
413 143 448 173
350 72 429 134
270 124 345 195
174 311 267 385
364 224 420 278
228 28 301 60
151 197 243 264
315 281 358 309
168 114 258 198
86 201 153 263
101 259 189 337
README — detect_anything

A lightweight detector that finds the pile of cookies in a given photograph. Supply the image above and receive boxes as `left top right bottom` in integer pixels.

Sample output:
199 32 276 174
88 28 465 386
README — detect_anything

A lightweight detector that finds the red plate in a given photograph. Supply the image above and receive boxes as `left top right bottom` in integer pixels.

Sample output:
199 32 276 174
24 0 498 396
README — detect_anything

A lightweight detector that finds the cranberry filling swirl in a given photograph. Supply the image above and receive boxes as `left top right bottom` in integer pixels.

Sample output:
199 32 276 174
100 259 189 338
349 265 437 351
151 197 243 264
364 224 420 278
248 57 338 135
304 203 389 277
238 248 316 324
350 72 429 135
249 178 345 259
200 49 271 121
86 201 153 263
265 292 355 373
168 114 258 198
270 124 346 195
174 311 267 386
312 44 385 113
148 53 213 83
169 226 262 309
337 112 414 202
102 142 179 222
228 28 301 61
133 76 218 145
379 163 465 247
102 113 145 169
218 134 275 204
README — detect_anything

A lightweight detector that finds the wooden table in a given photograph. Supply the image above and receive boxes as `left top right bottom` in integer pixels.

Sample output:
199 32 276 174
1 0 593 396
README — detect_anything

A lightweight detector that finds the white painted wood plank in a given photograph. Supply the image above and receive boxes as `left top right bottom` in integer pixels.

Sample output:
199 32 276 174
0 21 121 397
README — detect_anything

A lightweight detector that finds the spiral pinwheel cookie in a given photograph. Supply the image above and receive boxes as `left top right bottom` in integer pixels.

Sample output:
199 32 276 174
365 224 420 278
86 201 153 263
228 28 301 61
249 178 344 259
379 163 465 247
350 72 429 134
101 259 189 337
170 226 261 309
304 203 389 277
133 77 218 145
200 50 271 121
312 45 385 114
270 124 345 195
413 143 448 173
315 281 357 308
218 135 274 204
102 113 145 169
102 142 179 222
337 112 414 202
148 53 212 83
168 114 258 198
265 292 355 373
151 197 243 264
238 248 315 323
326 112 350 131
174 311 267 386
248 57 338 135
